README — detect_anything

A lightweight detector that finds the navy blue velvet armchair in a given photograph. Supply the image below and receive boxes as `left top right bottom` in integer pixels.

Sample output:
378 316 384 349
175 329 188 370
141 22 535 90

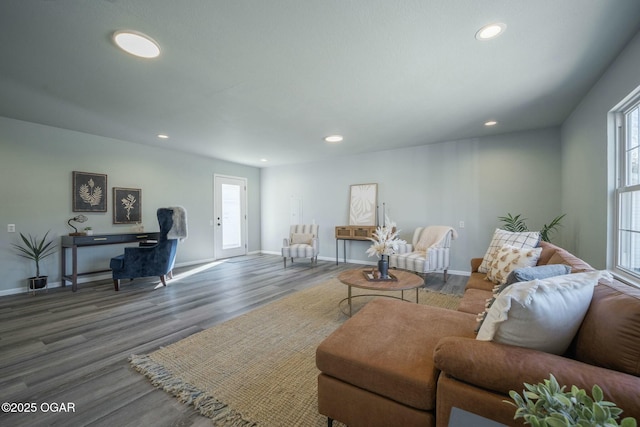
110 208 179 291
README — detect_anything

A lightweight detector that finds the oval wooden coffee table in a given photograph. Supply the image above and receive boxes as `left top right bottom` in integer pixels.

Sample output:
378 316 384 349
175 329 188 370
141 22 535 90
337 269 424 316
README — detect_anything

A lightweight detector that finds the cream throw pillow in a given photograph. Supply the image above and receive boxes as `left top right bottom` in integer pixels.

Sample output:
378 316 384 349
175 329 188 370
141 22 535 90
478 229 541 273
476 270 611 355
291 233 314 245
485 244 542 285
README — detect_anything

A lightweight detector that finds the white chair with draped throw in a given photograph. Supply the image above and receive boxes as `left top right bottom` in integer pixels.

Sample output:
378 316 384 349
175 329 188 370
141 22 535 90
389 225 457 282
282 224 319 268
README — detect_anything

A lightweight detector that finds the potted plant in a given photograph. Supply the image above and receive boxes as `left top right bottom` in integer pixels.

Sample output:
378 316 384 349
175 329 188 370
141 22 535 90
498 213 566 242
506 374 637 427
84 226 93 236
12 231 57 290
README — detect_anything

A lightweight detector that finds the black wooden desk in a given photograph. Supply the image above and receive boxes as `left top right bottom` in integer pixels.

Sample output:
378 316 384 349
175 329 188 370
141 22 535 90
61 232 159 292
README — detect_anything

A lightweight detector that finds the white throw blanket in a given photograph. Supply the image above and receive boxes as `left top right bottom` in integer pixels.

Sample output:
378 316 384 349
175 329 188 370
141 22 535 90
167 206 188 241
415 225 458 252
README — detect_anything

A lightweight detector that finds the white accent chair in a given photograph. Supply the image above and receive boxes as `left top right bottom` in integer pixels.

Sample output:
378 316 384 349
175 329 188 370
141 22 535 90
389 226 457 282
282 224 319 268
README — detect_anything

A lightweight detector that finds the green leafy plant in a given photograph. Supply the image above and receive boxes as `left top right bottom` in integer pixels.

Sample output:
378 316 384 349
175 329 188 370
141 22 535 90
12 231 56 278
506 374 637 427
498 213 566 242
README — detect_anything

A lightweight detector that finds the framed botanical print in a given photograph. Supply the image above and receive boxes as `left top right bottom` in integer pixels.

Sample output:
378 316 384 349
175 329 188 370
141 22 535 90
73 171 107 212
349 183 378 226
113 187 142 224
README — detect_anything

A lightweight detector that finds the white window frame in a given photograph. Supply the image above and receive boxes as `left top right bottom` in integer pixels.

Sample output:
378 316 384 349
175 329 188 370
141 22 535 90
612 88 640 285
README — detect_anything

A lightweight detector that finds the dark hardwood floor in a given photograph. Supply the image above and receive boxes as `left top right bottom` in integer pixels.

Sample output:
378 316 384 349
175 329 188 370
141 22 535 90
0 254 467 427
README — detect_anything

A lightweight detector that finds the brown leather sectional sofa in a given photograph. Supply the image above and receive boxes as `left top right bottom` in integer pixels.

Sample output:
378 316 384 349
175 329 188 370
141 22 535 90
316 241 640 426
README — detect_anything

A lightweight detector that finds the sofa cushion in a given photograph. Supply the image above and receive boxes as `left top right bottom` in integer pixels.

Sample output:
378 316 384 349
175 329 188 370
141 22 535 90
478 229 540 273
476 271 607 355
458 288 492 315
316 298 477 411
545 247 594 273
575 279 640 376
485 244 542 285
465 272 495 292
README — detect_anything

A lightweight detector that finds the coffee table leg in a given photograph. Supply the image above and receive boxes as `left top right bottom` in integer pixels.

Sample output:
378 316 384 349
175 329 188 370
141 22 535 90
348 285 352 317
416 288 419 303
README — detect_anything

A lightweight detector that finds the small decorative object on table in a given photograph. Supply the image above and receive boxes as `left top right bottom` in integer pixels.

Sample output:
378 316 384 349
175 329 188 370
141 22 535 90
67 214 88 236
366 217 406 279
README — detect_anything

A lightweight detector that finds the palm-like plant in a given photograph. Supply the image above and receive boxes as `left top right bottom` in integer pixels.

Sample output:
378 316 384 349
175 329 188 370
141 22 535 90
498 213 566 242
12 231 56 278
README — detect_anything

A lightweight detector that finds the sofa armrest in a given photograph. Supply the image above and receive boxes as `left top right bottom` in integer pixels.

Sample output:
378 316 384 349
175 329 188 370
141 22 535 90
470 258 483 272
433 336 640 416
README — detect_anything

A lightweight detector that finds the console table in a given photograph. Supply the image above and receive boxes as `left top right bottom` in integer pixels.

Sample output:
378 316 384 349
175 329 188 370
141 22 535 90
61 232 159 292
334 226 377 265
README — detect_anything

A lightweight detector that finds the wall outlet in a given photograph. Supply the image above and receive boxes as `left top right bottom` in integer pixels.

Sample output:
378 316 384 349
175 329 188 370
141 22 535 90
7 224 16 233
459 221 465 229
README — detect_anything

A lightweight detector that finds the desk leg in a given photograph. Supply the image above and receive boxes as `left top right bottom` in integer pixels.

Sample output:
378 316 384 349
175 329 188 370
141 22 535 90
71 245 78 292
343 240 347 264
61 245 66 287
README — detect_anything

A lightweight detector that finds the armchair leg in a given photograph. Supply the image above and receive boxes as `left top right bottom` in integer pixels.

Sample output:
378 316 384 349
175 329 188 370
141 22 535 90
327 417 333 427
443 269 448 283
284 257 287 268
113 279 120 292
160 275 167 287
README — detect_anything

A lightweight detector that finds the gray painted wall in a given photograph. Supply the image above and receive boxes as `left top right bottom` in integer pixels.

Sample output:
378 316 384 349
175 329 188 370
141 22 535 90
561 30 640 269
260 127 563 273
2 28 638 295
0 117 261 295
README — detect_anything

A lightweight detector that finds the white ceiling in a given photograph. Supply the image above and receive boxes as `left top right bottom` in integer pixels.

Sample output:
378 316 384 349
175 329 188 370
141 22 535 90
1 1 639 167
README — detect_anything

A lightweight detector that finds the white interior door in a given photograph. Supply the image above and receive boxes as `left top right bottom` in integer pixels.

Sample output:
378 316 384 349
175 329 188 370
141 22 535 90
214 175 247 259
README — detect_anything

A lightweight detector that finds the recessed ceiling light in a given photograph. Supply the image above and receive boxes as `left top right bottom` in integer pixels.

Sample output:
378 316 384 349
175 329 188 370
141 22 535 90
113 30 160 58
157 134 169 139
484 120 498 126
260 158 268 162
324 135 344 143
475 23 506 41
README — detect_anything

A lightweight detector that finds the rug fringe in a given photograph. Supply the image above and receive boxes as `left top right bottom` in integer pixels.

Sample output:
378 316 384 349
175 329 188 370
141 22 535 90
130 354 256 426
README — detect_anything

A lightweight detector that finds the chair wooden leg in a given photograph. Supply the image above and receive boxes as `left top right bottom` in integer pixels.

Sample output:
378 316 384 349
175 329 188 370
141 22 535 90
283 257 287 268
113 279 120 292
443 269 448 283
327 417 333 427
168 270 173 279
160 275 167 287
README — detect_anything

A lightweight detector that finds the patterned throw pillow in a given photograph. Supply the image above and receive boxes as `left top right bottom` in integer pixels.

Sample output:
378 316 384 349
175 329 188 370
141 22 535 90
486 244 542 285
478 228 541 273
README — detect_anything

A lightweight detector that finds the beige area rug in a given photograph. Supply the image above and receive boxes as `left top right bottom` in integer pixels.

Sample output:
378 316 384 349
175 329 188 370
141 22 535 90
130 278 461 426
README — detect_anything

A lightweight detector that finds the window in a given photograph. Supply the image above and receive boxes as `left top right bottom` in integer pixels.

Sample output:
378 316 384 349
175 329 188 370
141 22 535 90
615 95 640 280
